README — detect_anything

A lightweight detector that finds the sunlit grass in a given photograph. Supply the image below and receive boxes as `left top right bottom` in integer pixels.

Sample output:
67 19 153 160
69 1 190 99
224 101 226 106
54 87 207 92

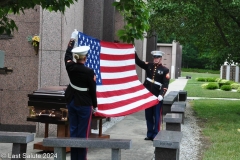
183 71 240 160
191 99 240 160
181 72 240 99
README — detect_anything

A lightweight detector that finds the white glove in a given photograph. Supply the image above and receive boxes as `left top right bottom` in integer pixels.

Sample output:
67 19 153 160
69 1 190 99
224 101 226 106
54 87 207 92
92 107 98 114
157 95 163 101
71 29 78 40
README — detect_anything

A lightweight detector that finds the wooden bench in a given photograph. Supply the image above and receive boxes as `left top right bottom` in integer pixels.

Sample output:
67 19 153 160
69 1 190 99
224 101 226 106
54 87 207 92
153 130 182 160
43 137 132 160
0 131 34 160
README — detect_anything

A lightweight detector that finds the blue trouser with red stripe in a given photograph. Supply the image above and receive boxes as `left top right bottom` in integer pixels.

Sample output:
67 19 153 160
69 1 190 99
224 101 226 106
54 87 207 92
68 99 92 160
145 101 163 139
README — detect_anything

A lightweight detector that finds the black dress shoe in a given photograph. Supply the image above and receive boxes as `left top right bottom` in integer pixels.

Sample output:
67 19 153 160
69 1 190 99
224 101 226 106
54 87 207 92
144 137 153 141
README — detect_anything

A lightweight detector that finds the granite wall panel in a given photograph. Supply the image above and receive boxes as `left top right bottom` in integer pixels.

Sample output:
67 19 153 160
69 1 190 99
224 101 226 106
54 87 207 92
61 0 84 51
102 0 115 42
40 51 61 87
8 6 40 23
1 90 35 125
41 11 62 51
2 56 38 90
83 0 104 39
0 7 39 130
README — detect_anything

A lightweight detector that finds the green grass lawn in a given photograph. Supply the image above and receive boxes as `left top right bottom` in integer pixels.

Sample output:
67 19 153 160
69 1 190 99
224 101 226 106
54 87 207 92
191 100 240 160
181 72 220 79
181 72 240 99
181 72 240 160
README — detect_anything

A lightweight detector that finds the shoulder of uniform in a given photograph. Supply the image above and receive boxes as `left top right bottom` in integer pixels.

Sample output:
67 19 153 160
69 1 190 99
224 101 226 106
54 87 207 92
84 66 95 74
161 65 169 69
84 66 93 71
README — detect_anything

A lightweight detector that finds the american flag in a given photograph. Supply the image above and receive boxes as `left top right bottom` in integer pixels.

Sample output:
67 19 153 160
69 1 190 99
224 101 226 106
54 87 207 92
77 32 158 117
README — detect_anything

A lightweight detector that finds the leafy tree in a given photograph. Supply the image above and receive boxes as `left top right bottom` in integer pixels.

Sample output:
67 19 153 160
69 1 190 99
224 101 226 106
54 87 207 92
0 0 78 35
148 0 240 65
113 0 150 44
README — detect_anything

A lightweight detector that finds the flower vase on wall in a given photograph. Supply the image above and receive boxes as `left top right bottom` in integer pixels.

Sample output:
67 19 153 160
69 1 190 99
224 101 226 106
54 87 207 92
27 35 40 55
33 43 39 55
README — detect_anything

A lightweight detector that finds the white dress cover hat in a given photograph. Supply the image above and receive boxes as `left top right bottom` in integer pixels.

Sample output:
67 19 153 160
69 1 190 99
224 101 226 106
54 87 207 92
72 46 90 55
151 51 165 56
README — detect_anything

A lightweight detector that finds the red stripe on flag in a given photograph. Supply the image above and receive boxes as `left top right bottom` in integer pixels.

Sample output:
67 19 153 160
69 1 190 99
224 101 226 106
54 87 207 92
100 54 135 61
101 75 139 85
97 85 145 98
95 100 159 117
100 41 134 49
100 65 136 73
97 92 157 110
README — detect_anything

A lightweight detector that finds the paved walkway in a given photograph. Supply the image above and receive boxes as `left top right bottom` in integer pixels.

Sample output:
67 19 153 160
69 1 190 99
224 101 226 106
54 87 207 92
0 78 188 160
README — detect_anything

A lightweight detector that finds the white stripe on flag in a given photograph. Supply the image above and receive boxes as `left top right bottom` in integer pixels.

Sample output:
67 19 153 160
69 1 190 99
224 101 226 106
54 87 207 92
101 70 136 79
97 88 151 104
96 96 157 114
101 47 135 55
100 59 134 67
97 80 141 92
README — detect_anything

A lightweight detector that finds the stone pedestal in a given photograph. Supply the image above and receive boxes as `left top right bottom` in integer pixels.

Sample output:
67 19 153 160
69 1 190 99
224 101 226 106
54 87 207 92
153 130 182 160
171 102 186 124
162 94 178 115
164 113 182 131
179 90 187 101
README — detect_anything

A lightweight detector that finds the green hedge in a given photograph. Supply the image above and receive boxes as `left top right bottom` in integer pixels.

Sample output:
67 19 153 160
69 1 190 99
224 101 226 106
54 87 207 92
196 77 206 81
231 83 240 89
196 77 217 82
220 85 232 91
206 77 217 82
206 82 219 90
218 79 231 87
237 87 240 93
201 83 208 89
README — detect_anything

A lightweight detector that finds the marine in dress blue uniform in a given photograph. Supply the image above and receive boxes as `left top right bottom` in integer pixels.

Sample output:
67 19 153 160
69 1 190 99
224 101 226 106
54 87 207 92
135 50 170 141
64 30 97 160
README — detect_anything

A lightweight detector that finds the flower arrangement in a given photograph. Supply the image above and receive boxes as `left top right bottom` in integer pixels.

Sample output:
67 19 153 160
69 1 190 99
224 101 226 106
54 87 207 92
27 35 40 47
27 35 40 55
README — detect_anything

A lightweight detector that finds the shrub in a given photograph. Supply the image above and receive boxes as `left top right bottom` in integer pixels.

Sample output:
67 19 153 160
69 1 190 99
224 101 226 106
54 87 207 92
231 83 240 89
206 82 219 90
215 78 221 82
237 87 240 93
218 79 231 87
206 77 216 82
220 85 232 91
219 79 230 84
201 83 208 89
196 77 206 82
228 80 235 85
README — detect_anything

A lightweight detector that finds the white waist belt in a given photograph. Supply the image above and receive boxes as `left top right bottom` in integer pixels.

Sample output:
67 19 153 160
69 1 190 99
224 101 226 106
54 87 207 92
70 82 88 91
146 77 162 86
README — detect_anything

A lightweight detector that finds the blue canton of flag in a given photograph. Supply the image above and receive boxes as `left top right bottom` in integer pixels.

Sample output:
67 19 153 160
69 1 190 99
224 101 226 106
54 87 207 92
77 32 102 85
